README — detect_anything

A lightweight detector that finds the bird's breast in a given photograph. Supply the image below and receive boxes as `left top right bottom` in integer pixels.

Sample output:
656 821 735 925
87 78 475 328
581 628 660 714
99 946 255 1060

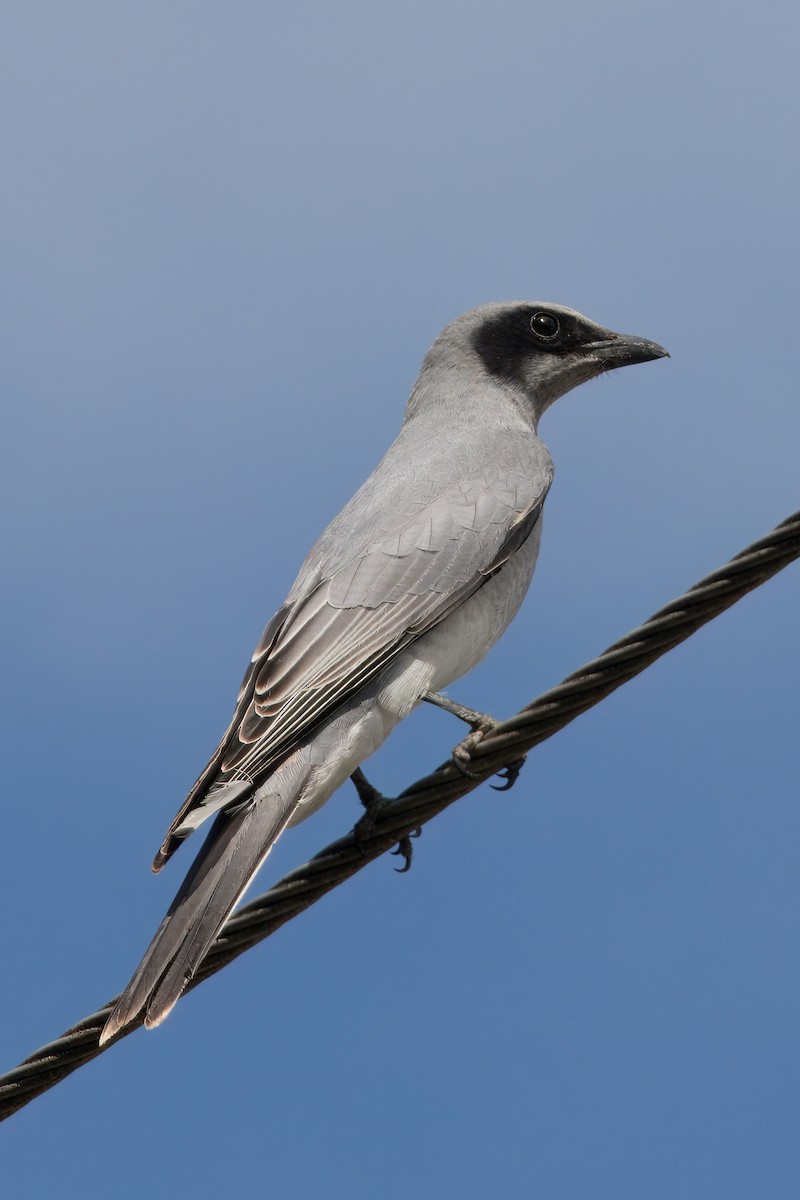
377 515 543 720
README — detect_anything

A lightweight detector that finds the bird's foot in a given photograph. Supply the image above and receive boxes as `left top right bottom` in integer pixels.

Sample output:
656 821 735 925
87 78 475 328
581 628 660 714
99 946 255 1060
424 691 527 790
389 829 421 873
350 767 420 873
489 757 527 792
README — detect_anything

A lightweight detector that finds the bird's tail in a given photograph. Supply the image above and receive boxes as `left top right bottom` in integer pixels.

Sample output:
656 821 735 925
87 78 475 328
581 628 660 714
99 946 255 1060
100 768 302 1045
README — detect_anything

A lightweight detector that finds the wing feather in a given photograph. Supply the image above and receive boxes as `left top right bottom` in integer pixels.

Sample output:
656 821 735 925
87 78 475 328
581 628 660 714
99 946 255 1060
155 437 553 869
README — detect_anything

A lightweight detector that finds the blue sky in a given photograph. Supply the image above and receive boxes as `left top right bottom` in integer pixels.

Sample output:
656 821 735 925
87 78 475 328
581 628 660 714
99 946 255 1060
2 3 799 1196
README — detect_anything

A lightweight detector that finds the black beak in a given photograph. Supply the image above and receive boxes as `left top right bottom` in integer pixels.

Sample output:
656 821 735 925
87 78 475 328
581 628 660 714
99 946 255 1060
584 332 670 368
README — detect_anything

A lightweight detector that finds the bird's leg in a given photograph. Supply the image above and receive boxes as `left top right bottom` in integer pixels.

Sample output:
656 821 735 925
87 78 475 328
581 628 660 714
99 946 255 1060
423 692 499 729
423 691 527 791
351 765 386 817
350 767 420 873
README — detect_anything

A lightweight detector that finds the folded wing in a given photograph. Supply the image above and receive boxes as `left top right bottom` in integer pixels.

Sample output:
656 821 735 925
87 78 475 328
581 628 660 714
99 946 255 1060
154 448 552 870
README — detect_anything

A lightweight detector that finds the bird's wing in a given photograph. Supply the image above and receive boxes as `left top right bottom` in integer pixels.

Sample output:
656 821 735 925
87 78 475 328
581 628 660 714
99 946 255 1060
155 445 552 870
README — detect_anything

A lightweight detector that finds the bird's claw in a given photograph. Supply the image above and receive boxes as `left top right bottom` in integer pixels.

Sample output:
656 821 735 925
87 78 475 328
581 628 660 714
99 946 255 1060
425 691 526 790
391 828 421 873
351 767 420 870
490 756 527 791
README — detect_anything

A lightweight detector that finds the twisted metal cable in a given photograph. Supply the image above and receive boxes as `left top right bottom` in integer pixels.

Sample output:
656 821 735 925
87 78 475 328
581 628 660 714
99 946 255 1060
1 509 798 1121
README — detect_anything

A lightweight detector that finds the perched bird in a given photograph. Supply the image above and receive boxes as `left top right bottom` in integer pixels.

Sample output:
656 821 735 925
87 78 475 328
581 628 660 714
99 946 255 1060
100 302 667 1043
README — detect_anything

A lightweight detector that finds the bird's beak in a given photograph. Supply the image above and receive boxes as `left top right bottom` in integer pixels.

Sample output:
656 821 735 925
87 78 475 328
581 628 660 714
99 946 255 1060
584 332 670 368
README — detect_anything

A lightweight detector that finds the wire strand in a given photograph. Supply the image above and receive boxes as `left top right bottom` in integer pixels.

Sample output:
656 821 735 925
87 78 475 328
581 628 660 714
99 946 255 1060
1 509 798 1121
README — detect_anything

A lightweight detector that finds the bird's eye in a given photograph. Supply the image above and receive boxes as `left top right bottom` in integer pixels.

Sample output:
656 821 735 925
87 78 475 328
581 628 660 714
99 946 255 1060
530 311 560 340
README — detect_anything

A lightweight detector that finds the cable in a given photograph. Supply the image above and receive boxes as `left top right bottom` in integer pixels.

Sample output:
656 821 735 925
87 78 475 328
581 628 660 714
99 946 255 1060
1 509 798 1121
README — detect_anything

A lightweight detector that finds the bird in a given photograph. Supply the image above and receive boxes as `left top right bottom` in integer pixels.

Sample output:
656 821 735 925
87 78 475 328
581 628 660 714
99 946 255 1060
100 301 668 1044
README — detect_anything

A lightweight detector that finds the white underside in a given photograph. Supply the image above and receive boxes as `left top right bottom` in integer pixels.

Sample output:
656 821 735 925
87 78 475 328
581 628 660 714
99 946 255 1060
282 517 543 826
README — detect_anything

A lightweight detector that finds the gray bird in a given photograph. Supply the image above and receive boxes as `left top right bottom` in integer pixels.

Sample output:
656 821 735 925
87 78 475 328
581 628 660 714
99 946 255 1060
100 302 667 1043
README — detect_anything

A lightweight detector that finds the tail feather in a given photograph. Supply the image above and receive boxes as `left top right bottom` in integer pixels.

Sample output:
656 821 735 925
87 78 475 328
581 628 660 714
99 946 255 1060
100 782 299 1045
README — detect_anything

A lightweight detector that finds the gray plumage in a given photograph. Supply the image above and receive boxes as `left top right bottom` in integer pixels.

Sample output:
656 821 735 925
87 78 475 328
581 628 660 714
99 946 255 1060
100 301 667 1044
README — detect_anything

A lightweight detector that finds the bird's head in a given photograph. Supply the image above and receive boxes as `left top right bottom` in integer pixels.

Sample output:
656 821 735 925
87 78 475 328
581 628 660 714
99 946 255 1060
414 302 668 428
